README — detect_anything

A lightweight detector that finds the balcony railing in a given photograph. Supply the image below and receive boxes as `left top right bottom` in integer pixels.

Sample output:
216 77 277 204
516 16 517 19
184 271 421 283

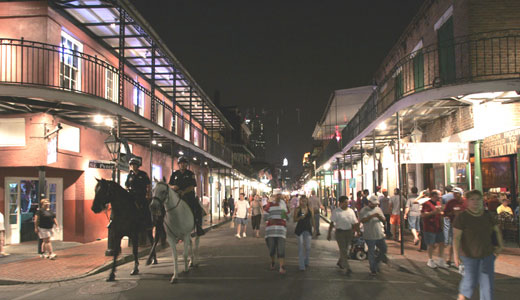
341 29 520 151
0 38 232 164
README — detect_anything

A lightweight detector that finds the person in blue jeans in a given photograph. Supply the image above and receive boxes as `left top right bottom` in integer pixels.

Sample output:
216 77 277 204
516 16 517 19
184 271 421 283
453 190 504 300
359 195 388 276
293 195 315 271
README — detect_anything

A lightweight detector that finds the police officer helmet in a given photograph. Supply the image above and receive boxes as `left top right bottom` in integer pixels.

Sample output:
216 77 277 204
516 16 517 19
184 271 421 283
178 156 189 164
129 157 141 167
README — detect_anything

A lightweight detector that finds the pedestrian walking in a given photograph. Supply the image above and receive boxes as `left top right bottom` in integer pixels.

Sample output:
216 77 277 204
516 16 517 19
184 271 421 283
251 194 263 238
34 199 59 259
289 193 299 213
264 189 289 274
421 189 447 268
443 187 466 267
228 195 235 217
308 190 324 236
294 195 315 271
223 197 229 217
389 188 403 241
233 193 250 238
404 187 421 245
359 195 388 276
0 211 8 257
379 189 391 238
453 189 504 300
327 195 358 275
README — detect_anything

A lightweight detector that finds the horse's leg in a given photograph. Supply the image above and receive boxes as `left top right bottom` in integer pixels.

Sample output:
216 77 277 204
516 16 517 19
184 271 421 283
130 233 139 275
145 227 158 265
166 234 178 283
191 235 200 268
183 234 190 272
107 237 120 282
107 251 117 282
146 236 160 266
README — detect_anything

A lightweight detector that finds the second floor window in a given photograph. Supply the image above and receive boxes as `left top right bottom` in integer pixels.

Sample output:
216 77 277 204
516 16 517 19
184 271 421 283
133 86 145 116
60 32 83 91
105 69 118 102
184 120 190 141
156 101 164 126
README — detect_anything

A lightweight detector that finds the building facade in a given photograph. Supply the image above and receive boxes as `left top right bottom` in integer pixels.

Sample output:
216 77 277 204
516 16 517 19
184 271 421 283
310 0 520 215
0 0 240 244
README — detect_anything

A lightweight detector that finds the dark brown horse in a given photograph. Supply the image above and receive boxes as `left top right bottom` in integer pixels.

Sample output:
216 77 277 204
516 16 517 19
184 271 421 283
91 178 143 281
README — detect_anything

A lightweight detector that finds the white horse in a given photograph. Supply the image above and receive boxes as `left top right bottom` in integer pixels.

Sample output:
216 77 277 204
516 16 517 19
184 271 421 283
150 181 200 283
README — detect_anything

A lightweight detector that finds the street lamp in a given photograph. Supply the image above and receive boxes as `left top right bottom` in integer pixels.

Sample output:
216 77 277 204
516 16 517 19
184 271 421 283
104 134 121 161
104 133 121 182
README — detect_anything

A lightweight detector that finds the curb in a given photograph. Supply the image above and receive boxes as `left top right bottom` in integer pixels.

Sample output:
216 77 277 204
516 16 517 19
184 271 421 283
0 221 229 285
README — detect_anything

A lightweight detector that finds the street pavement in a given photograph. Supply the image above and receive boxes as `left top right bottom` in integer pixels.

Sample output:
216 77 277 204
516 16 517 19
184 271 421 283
0 214 519 300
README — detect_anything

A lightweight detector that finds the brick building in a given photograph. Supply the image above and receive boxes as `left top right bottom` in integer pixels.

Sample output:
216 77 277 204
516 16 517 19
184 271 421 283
0 0 239 244
309 0 520 213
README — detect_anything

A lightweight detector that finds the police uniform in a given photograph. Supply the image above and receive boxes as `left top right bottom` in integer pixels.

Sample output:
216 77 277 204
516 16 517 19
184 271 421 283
169 169 204 235
125 169 152 227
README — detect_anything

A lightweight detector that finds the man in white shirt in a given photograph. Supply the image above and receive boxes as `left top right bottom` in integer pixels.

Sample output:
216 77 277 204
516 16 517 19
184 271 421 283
233 193 250 238
308 190 325 236
327 196 358 275
360 195 388 276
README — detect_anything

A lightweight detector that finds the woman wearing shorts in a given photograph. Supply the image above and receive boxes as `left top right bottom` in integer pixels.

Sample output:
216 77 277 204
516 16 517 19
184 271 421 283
34 199 59 259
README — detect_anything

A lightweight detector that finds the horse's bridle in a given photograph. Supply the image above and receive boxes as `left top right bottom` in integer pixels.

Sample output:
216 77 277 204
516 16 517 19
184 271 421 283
153 182 181 213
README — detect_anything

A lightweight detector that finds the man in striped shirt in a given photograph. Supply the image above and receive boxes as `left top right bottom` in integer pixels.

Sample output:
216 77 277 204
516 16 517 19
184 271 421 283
264 188 289 274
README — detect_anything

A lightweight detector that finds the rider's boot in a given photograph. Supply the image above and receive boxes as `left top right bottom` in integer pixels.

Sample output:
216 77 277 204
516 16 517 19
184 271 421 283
195 214 205 236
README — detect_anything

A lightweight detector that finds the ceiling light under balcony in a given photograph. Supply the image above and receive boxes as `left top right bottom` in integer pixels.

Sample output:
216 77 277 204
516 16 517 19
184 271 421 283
178 150 184 156
104 118 114 127
377 122 387 130
94 115 103 124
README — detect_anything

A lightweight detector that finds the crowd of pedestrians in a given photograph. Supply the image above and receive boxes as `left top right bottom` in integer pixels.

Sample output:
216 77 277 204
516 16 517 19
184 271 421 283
225 184 510 299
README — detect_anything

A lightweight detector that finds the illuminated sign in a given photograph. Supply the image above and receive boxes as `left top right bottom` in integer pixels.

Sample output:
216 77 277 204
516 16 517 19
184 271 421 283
482 128 520 158
399 142 469 164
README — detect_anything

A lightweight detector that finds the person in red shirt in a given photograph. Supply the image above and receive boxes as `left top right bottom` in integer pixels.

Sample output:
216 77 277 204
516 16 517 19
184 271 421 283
421 189 446 268
443 187 466 266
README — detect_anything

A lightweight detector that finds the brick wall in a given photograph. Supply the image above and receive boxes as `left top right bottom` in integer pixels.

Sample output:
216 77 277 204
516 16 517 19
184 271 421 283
422 105 474 142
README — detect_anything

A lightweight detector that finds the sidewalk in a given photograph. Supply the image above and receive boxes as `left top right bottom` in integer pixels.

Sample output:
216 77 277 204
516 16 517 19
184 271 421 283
0 216 229 285
319 210 520 279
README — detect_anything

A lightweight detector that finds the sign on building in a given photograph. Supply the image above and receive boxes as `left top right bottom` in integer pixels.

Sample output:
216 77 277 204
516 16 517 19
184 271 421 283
47 136 57 164
482 128 520 158
89 160 115 169
399 142 469 164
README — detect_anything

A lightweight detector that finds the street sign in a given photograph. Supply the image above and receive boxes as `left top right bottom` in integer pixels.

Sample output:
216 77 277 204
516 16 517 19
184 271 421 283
89 160 115 169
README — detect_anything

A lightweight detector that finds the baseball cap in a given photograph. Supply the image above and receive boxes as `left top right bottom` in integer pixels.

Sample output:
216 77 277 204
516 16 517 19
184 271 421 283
368 195 379 204
452 187 463 194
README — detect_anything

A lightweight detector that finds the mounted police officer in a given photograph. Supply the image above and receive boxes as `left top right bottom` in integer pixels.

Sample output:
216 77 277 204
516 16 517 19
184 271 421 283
125 157 152 229
169 156 205 236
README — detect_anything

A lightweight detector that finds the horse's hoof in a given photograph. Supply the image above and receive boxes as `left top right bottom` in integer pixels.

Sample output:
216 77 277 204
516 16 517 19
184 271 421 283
153 259 158 265
130 269 139 275
107 274 116 282
170 277 177 284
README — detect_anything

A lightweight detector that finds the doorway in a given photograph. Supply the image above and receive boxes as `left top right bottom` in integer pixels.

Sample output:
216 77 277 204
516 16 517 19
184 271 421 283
4 177 63 244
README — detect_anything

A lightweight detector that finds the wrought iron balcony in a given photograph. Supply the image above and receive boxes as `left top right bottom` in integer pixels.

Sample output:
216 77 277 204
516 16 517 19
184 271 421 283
341 29 520 150
0 38 232 165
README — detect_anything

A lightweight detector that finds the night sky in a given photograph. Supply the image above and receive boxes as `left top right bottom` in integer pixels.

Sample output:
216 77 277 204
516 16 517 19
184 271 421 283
129 0 425 177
